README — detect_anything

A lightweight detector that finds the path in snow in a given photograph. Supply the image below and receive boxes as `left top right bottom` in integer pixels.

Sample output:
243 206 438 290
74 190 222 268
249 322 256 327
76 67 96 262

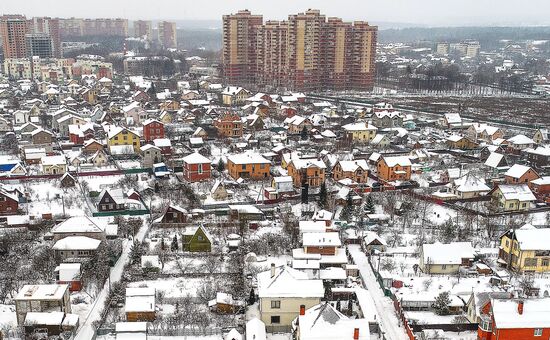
348 245 408 340
74 217 151 340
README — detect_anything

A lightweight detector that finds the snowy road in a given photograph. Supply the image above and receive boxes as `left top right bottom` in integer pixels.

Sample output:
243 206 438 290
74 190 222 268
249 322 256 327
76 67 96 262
348 245 408 340
74 217 151 340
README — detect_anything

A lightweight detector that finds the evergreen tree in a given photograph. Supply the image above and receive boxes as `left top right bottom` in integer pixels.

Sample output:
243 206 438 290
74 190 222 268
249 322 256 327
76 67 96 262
336 299 341 312
433 291 451 315
129 241 143 264
217 158 225 172
442 219 457 243
300 126 308 140
319 181 328 209
147 82 156 98
340 191 355 221
364 194 375 213
347 298 353 316
171 235 179 252
160 238 166 251
248 288 256 305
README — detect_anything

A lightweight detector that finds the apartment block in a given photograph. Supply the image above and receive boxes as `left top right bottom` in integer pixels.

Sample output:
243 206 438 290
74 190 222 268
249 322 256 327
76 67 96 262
222 9 377 92
0 15 30 59
26 33 53 59
157 21 177 48
134 20 152 40
31 17 61 58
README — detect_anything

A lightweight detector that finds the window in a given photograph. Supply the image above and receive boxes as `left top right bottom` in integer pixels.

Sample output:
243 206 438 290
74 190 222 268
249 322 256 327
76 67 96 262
242 164 246 170
271 300 281 309
534 328 542 336
505 239 509 247
270 316 280 324
524 258 538 267
197 236 203 241
198 164 203 174
442 264 447 270
542 259 549 267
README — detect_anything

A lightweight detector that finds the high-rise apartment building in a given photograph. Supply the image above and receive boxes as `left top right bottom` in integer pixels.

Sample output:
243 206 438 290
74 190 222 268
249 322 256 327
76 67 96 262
222 10 263 86
222 9 377 92
157 21 177 48
59 18 83 37
134 20 152 40
30 17 61 58
26 33 53 58
0 15 30 59
82 18 128 36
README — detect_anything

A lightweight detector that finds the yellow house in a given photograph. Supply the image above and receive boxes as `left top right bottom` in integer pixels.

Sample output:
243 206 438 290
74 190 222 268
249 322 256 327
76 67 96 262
342 122 377 143
419 242 475 274
498 225 550 273
491 184 536 212
107 127 141 153
257 265 324 330
221 86 250 106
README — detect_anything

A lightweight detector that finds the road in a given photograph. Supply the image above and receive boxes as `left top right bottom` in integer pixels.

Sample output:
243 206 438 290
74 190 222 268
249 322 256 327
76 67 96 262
74 217 151 340
348 245 408 340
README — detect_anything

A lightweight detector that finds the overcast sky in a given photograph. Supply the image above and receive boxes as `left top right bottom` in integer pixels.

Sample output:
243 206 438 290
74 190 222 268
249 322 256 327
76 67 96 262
2 0 550 27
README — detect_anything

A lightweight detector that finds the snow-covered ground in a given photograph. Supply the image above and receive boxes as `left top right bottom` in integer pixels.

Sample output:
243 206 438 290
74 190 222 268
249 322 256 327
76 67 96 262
348 245 408 340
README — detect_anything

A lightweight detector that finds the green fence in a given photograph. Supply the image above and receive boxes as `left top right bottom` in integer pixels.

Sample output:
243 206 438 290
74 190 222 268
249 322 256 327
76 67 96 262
123 168 150 175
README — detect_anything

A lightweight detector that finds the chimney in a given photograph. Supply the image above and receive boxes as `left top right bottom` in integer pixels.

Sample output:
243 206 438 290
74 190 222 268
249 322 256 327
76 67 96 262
270 263 276 278
518 300 524 315
353 328 360 340
300 304 305 316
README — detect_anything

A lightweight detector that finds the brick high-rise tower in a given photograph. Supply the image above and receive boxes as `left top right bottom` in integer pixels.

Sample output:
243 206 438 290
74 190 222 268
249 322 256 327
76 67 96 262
0 15 30 59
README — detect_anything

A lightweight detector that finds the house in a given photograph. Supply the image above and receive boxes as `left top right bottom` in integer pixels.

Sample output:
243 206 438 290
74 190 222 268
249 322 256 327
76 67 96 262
229 205 265 222
141 144 162 168
506 135 536 153
271 176 294 194
142 119 165 142
484 152 508 169
295 303 369 340
0 188 19 215
97 189 144 213
287 158 326 188
449 173 491 199
504 164 540 184
55 263 82 291
525 146 550 167
153 138 172 156
182 152 211 182
227 153 271 180
491 184 536 212
225 328 243 340
377 156 412 182
89 150 109 167
14 284 71 325
211 180 230 200
214 112 243 138
467 123 504 142
155 205 188 225
125 287 156 322
285 115 312 134
446 135 478 149
478 298 550 340
182 226 212 252
257 265 324 329
52 236 102 260
302 232 342 255
498 225 550 273
83 139 104 154
532 128 549 144
31 128 54 145
221 86 250 106
208 292 244 314
342 122 377 144
372 110 403 128
22 311 78 338
362 231 387 254
441 113 462 128
419 241 475 274
51 216 107 241
530 177 550 202
371 133 391 148
465 291 511 323
108 127 141 153
333 160 369 184
41 155 67 175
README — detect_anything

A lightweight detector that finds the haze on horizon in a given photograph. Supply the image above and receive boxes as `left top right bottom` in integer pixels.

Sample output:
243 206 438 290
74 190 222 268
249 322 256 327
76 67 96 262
1 0 550 28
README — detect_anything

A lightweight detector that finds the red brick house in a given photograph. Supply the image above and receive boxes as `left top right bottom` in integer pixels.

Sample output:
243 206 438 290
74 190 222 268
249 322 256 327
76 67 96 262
214 112 243 138
478 298 550 340
142 119 165 142
302 232 342 255
504 164 540 185
181 152 211 182
0 189 19 215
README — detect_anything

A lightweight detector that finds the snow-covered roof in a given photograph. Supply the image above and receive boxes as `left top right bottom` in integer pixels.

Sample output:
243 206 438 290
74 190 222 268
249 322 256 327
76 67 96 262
51 216 106 234
497 184 536 201
246 318 266 340
485 152 505 168
492 298 550 329
227 152 270 165
513 227 550 251
55 263 81 282
52 236 102 251
182 152 210 164
15 284 69 301
453 174 491 193
337 160 368 172
296 303 370 340
257 265 324 298
504 164 533 179
116 322 147 333
302 232 342 247
41 155 66 166
342 122 377 131
24 311 65 326
422 242 475 265
381 155 411 167
507 134 535 145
